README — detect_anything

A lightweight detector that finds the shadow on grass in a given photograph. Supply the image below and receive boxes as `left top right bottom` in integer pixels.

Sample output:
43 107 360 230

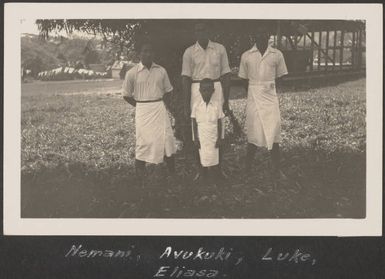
21 145 365 219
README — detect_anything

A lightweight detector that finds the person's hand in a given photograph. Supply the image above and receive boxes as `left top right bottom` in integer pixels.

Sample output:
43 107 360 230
222 101 230 116
123 96 136 107
184 106 191 120
194 139 201 149
215 138 222 148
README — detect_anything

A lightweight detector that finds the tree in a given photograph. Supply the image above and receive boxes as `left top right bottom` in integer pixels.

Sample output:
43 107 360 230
84 50 100 66
36 19 365 142
23 56 44 77
57 52 67 63
21 35 61 73
36 19 257 142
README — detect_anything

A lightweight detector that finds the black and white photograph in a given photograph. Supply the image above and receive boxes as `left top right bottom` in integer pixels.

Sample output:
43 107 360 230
4 3 382 235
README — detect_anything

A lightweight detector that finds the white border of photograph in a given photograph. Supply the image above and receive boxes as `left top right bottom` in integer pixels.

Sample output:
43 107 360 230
4 3 383 236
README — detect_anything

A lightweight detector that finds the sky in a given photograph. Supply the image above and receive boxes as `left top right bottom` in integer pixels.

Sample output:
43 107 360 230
21 19 40 34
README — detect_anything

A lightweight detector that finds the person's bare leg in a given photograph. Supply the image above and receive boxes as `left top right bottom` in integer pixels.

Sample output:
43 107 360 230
246 143 257 173
193 148 205 181
202 167 209 182
219 146 223 167
212 164 226 184
135 159 146 187
270 143 287 180
217 146 228 179
165 155 180 188
164 155 175 174
270 143 280 171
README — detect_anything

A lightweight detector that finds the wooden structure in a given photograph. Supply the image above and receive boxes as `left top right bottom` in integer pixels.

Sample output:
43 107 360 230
141 19 366 80
224 20 366 79
273 20 365 78
36 19 365 81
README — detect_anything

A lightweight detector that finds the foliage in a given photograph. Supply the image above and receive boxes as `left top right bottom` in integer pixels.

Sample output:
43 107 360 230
21 35 61 75
35 19 366 140
22 56 44 77
21 34 116 75
21 78 366 218
35 19 258 139
36 19 141 54
84 49 100 65
34 19 366 141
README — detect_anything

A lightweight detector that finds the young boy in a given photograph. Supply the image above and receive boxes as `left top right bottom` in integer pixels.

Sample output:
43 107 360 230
191 78 225 181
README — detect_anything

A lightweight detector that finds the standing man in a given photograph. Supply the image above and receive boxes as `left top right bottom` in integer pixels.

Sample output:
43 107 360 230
181 22 231 179
122 38 177 185
238 28 288 178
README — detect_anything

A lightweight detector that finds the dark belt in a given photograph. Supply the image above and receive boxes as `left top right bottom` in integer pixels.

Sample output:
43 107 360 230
135 98 163 103
192 78 220 83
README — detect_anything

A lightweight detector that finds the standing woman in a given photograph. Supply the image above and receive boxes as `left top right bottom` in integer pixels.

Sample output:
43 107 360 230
122 38 177 185
181 22 231 179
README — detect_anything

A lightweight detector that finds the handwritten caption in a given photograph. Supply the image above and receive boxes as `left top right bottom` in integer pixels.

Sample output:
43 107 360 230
65 245 317 278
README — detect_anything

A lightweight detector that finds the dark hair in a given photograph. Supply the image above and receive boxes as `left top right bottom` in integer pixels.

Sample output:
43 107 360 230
194 21 212 31
134 36 154 52
255 26 270 36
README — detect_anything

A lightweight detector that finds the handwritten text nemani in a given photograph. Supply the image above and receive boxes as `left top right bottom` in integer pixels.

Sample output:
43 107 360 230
65 245 134 259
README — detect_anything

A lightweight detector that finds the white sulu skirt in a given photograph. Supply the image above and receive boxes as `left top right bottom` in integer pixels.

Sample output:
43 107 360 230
135 101 177 164
246 81 281 150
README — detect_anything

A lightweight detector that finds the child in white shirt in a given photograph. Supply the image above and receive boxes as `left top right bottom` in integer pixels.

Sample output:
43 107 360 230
191 78 225 181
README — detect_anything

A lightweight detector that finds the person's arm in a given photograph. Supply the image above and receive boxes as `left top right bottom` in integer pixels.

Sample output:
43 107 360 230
192 118 200 149
238 53 249 93
162 69 174 113
163 90 173 112
181 49 193 119
275 76 285 90
216 119 222 148
122 69 136 107
219 45 232 115
182 76 192 118
275 51 289 90
239 78 249 92
220 73 231 115
123 96 136 107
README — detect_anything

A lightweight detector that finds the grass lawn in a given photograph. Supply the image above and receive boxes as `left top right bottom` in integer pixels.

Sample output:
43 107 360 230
21 78 366 218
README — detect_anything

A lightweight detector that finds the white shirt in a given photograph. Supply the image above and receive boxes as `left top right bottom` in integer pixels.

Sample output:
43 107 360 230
191 100 224 125
191 100 224 167
238 45 288 85
182 40 231 80
122 62 173 101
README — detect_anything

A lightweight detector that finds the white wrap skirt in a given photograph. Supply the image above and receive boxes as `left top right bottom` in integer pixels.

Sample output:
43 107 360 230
135 101 177 164
246 81 281 150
